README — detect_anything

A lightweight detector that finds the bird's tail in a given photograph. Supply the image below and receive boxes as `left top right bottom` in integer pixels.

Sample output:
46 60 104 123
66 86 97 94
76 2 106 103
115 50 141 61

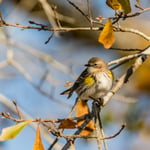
60 88 71 95
60 88 73 99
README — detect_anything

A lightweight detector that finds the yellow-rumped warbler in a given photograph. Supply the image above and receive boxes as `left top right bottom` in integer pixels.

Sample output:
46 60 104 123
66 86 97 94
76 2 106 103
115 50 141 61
61 57 113 100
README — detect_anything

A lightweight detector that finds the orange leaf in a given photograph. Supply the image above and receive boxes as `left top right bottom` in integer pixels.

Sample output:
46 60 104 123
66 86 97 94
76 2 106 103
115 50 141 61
76 99 89 123
76 99 95 136
80 120 95 136
32 125 45 150
59 119 77 129
98 19 115 49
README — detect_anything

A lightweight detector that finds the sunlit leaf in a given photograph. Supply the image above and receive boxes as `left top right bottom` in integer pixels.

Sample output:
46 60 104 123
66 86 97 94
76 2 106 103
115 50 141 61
76 99 89 122
76 99 95 135
106 0 122 10
59 119 77 129
98 19 115 49
118 0 131 14
79 120 95 136
106 0 131 14
33 125 45 150
0 120 31 141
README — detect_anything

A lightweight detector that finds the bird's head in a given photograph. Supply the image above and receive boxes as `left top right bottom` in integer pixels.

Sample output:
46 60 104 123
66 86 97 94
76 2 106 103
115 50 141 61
85 57 108 73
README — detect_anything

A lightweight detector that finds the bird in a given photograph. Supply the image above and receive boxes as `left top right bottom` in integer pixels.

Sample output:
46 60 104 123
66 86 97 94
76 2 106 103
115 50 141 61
60 57 113 101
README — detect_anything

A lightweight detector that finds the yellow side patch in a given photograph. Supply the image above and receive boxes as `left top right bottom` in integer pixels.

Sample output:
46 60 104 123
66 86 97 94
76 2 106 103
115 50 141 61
107 70 114 80
84 76 94 86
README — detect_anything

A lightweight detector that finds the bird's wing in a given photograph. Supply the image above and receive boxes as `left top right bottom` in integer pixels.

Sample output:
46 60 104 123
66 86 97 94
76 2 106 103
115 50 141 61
67 68 88 98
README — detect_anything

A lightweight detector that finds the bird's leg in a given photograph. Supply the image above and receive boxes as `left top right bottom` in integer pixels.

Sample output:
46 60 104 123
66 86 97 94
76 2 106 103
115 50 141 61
89 96 104 107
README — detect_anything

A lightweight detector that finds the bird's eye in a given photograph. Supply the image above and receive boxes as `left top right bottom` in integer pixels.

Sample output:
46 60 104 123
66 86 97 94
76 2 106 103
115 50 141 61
94 64 97 66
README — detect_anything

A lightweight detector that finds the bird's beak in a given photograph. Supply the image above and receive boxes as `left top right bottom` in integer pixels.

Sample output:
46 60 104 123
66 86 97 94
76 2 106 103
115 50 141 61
84 64 90 67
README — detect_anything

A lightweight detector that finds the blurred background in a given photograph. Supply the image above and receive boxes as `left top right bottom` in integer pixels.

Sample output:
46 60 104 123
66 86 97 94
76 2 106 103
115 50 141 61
0 0 150 150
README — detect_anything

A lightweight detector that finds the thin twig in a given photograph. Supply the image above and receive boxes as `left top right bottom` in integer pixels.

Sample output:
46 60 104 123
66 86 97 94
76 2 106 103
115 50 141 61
110 47 143 52
61 112 94 150
1 15 150 41
12 100 22 119
48 138 59 150
0 94 62 149
38 0 58 30
45 31 54 44
87 0 93 29
52 5 62 28
93 102 102 150
115 27 150 41
10 60 71 107
67 0 90 22
95 7 150 23
103 124 126 140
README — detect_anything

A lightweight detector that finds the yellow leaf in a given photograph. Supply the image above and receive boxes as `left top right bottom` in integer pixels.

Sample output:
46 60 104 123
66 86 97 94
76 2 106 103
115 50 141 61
98 19 115 49
76 99 95 136
33 125 45 150
0 120 31 141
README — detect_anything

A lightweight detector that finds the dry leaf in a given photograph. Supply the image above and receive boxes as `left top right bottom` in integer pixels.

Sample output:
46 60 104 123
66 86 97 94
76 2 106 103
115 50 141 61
76 99 89 123
33 125 45 150
76 99 95 136
59 119 77 129
0 120 31 141
98 19 115 49
80 120 95 136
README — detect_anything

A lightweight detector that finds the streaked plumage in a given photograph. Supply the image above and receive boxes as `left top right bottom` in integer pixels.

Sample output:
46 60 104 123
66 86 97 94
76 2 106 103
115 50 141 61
61 57 113 100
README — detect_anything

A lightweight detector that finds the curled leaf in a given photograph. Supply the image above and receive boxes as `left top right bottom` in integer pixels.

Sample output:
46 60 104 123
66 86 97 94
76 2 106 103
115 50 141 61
98 19 115 49
76 99 95 136
59 119 77 129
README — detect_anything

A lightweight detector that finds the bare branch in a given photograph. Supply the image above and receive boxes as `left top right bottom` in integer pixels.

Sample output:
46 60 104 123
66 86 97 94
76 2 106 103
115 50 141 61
67 0 90 22
12 100 22 119
0 94 62 149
